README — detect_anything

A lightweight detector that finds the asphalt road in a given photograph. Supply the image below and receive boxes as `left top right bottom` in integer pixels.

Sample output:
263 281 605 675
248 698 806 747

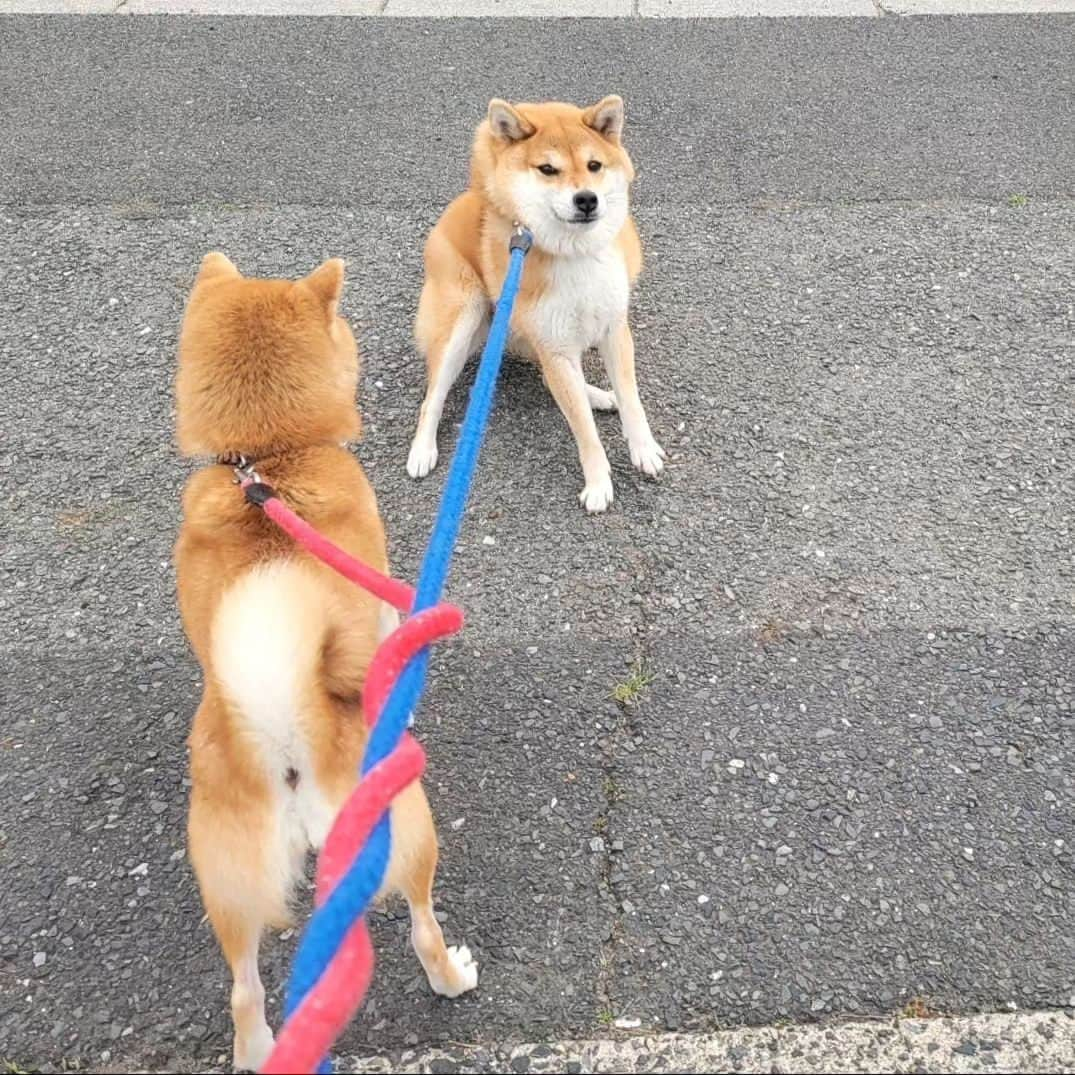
0 13 1072 1074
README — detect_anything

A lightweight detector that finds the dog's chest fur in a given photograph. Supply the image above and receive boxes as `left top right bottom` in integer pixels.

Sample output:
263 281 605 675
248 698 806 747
528 246 630 352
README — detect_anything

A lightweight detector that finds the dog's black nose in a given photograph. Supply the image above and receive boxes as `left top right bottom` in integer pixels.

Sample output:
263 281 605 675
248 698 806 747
573 190 599 216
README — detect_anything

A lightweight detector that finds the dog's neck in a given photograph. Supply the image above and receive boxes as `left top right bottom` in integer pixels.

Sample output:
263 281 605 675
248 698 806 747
213 440 354 470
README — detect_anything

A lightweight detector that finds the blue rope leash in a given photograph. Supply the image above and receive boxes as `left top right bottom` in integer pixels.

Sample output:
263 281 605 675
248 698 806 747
280 227 532 1074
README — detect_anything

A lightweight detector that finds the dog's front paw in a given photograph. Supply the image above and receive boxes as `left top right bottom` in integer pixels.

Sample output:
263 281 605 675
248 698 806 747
407 437 439 479
629 436 666 478
435 944 479 998
579 474 615 514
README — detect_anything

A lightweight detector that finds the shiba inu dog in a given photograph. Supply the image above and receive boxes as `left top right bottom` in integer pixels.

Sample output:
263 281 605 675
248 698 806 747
407 95 665 513
174 253 476 1071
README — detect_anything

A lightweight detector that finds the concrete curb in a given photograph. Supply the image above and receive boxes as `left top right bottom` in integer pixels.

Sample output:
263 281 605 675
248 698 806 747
340 1009 1075 1074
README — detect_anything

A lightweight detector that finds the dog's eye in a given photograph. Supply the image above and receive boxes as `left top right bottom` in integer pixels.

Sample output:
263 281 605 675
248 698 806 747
537 163 560 177
588 160 603 172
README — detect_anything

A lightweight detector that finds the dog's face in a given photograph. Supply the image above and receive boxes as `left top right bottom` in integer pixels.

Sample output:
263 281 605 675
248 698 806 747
473 96 635 257
175 254 360 459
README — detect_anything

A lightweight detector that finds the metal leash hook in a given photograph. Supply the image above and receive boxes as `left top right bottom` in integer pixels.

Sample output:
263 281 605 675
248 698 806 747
230 454 262 487
510 222 533 254
260 228 533 1075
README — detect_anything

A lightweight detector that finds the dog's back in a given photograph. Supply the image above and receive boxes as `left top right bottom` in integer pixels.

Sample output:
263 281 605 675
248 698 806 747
177 445 389 873
174 251 384 808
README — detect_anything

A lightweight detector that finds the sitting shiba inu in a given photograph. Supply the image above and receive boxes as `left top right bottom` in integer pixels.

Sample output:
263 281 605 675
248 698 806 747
407 95 665 513
174 254 476 1071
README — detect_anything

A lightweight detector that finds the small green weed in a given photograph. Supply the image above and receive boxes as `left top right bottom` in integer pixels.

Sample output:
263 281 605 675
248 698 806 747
611 660 653 705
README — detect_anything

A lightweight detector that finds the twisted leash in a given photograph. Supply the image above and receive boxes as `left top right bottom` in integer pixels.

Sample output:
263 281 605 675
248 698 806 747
241 227 532 1074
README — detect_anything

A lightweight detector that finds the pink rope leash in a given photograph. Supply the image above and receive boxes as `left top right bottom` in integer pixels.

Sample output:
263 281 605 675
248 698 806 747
260 494 416 613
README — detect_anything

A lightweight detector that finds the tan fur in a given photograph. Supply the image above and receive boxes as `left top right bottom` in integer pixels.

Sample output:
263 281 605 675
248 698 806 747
408 96 665 512
175 253 476 1071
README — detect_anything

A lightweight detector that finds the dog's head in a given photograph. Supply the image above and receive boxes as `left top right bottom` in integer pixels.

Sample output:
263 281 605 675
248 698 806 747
175 254 360 459
472 95 635 256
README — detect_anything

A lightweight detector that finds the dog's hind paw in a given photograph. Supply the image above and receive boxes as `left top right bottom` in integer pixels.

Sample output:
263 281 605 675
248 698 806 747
435 944 478 998
586 384 618 412
233 1023 274 1073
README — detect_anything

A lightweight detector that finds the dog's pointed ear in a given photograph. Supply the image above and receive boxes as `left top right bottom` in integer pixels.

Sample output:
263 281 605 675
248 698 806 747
303 258 345 321
195 251 240 284
488 99 535 142
583 95 625 143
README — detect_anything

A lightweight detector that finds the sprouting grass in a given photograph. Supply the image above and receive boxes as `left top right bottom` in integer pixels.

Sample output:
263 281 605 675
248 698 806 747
1008 193 1028 208
611 659 654 705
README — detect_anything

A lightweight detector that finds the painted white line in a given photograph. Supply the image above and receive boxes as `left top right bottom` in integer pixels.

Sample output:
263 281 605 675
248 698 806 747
338 1010 1075 1074
2 0 1074 13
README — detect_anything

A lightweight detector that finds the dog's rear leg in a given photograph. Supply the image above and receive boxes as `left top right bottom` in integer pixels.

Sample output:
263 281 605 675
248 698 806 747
383 780 478 998
189 782 292 1071
408 277 487 479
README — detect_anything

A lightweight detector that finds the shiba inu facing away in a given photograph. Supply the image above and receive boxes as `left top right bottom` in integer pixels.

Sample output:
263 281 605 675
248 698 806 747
407 95 665 513
174 253 476 1071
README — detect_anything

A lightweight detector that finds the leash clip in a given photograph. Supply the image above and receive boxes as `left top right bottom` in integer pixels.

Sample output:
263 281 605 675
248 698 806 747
230 454 262 486
509 223 533 254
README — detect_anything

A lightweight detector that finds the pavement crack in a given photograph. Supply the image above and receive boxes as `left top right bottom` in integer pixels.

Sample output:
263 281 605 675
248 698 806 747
592 762 619 1020
592 498 661 1024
